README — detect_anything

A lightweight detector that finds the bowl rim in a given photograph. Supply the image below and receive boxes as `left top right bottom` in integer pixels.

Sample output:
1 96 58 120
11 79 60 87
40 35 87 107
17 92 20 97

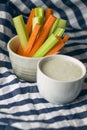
7 35 41 61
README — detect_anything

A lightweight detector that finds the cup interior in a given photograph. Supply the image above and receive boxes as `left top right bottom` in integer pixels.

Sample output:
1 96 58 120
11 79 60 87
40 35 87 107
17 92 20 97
38 55 86 82
8 35 20 54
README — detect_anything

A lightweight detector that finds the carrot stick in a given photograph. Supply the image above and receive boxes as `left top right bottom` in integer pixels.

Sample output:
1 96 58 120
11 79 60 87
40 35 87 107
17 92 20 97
26 9 35 36
45 8 53 21
62 35 70 43
28 15 56 57
17 43 24 55
45 35 70 56
23 24 42 57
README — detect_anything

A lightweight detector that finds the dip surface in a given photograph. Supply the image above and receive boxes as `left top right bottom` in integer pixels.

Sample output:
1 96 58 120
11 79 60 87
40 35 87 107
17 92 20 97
41 57 83 81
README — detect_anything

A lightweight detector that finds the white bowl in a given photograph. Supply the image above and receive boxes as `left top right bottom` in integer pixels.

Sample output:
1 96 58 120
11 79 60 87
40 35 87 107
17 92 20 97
37 55 86 104
7 35 41 82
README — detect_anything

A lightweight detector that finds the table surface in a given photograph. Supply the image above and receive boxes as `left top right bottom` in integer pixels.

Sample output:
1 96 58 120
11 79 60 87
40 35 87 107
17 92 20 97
0 0 87 130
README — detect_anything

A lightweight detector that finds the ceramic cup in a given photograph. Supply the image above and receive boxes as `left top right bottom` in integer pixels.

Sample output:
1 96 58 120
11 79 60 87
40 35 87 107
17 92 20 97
7 35 41 82
37 55 86 104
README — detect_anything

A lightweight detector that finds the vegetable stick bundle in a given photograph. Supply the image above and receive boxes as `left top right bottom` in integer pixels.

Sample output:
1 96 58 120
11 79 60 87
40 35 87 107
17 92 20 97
13 7 69 58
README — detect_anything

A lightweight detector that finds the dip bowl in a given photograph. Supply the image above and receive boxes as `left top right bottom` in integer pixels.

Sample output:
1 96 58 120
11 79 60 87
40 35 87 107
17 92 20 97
37 55 86 104
7 35 41 82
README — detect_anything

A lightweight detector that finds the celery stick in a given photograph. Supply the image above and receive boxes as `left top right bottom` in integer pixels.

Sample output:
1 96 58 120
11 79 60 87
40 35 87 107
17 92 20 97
32 17 43 30
35 7 44 17
13 15 28 50
33 34 58 57
53 28 65 37
49 18 60 35
57 19 67 28
33 8 44 30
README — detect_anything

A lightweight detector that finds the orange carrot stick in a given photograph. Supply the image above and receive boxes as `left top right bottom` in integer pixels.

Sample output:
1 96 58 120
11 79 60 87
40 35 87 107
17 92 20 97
26 9 35 36
23 24 42 57
17 43 24 55
28 15 56 57
62 35 70 43
45 8 53 21
46 35 70 56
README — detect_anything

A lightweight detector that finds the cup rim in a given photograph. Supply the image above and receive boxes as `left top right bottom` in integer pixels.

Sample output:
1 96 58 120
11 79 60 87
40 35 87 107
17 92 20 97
7 35 41 60
37 54 86 83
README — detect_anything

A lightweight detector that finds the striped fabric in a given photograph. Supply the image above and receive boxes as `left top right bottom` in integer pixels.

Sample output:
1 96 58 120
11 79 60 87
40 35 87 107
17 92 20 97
0 0 87 130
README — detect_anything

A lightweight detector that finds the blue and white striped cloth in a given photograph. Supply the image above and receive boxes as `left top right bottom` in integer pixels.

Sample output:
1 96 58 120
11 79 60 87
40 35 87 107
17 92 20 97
0 0 87 130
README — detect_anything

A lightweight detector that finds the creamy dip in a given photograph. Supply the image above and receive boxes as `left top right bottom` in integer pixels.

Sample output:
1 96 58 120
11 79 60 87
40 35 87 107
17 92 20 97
41 57 83 81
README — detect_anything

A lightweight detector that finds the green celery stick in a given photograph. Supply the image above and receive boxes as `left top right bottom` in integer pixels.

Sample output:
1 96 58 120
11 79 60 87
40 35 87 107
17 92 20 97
33 8 44 30
13 15 28 50
35 7 44 17
49 18 60 35
32 16 43 30
57 18 67 28
53 28 65 37
32 34 58 57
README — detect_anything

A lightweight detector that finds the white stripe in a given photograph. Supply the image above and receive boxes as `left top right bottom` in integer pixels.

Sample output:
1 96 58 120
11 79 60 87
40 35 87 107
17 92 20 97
0 40 7 49
0 104 87 121
0 122 7 126
0 67 11 73
0 77 36 94
0 75 17 85
0 93 40 105
10 0 30 14
51 0 81 29
0 25 14 38
31 0 47 8
0 68 37 86
0 92 87 115
0 54 9 62
71 0 87 25
66 30 87 37
0 11 12 24
11 117 87 129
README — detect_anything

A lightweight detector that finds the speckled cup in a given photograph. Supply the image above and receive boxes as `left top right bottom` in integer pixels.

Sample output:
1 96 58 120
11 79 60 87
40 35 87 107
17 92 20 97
7 35 41 82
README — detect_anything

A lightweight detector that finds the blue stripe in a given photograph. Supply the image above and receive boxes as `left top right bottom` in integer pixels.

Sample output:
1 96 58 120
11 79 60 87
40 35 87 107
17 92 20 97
0 61 12 69
64 48 87 56
41 0 72 28
0 47 9 56
0 125 19 130
66 28 82 32
0 124 86 130
0 88 87 109
0 110 87 124
0 71 13 78
1 97 87 117
0 32 10 43
7 1 24 17
0 18 15 35
79 58 87 64
0 4 9 12
81 0 87 6
79 89 87 97
0 86 38 100
65 43 87 47
30 126 87 130
21 0 36 10
0 78 20 88
8 99 87 116
62 0 86 29
84 78 87 82
68 35 87 41
0 77 87 101
0 98 47 109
